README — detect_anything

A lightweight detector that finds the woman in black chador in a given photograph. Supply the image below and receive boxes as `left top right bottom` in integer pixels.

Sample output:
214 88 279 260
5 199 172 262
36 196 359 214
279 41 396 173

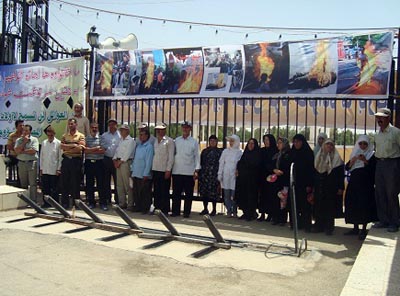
344 135 377 240
258 134 278 222
270 137 293 225
314 139 344 235
291 134 315 231
236 138 261 221
199 135 223 216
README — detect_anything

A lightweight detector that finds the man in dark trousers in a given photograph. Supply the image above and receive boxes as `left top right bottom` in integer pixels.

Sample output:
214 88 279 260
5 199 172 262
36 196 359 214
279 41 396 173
373 108 400 232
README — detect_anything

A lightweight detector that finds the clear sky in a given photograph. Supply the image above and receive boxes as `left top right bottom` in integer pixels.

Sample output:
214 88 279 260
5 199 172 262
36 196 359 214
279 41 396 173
40 0 399 52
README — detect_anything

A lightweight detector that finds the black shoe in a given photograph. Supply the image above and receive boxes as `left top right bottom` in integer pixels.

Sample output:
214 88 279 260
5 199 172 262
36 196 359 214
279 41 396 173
199 209 209 215
272 221 279 225
239 214 246 220
358 230 368 240
101 204 108 211
311 227 323 233
257 214 265 222
183 214 190 218
170 213 180 217
265 215 272 222
210 209 216 216
372 222 388 229
88 203 96 209
344 229 359 235
387 225 399 233
325 230 333 236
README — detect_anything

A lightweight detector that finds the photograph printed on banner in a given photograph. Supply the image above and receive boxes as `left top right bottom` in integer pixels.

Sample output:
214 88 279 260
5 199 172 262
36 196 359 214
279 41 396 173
163 48 204 94
288 39 338 95
336 32 393 96
138 49 166 95
242 42 289 94
200 45 244 95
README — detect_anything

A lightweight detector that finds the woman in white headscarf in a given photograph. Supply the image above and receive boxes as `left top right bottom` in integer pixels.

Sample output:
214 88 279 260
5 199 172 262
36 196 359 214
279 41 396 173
313 139 344 235
313 132 328 157
344 135 377 240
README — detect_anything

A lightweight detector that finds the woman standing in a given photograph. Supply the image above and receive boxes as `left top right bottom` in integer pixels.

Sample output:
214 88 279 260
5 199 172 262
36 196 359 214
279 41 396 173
218 135 243 217
314 139 344 235
291 134 315 231
258 134 278 222
344 135 377 240
199 135 223 216
270 137 293 225
236 138 261 221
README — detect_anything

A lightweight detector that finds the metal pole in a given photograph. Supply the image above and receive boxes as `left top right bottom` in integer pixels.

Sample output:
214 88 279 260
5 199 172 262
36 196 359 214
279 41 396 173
113 205 141 230
290 163 299 253
43 195 71 218
75 200 105 224
17 193 48 215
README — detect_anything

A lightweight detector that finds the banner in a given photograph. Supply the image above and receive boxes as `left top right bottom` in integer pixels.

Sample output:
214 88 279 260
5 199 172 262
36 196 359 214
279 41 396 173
0 58 85 144
93 31 394 100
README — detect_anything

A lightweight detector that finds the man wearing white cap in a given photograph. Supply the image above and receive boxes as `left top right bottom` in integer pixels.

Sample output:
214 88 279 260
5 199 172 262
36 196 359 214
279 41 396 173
152 122 175 214
113 124 136 209
171 121 200 218
373 107 400 232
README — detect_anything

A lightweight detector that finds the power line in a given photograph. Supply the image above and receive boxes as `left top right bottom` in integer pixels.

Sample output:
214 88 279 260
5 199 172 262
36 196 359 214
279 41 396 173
53 0 398 34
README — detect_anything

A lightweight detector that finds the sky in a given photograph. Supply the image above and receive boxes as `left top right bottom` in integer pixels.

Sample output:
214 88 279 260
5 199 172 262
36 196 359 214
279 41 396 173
34 0 400 52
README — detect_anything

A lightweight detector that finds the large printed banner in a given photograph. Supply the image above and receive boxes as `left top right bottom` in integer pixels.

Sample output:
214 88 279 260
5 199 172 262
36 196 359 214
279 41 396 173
93 31 393 100
0 58 85 144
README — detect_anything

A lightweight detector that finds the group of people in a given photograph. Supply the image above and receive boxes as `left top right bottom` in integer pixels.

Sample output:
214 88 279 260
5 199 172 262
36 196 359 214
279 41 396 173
6 103 400 236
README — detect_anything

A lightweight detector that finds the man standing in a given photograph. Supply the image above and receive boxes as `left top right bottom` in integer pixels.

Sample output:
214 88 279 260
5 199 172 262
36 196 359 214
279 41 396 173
66 103 90 136
6 120 24 184
131 128 154 214
40 125 62 207
101 118 121 205
60 118 85 209
113 124 136 209
139 122 156 146
373 108 400 232
85 122 107 211
14 124 39 202
171 121 200 218
152 122 175 215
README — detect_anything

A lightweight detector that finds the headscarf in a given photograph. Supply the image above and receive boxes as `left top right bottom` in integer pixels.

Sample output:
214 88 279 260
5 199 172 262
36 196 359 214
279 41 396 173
262 134 278 159
239 138 261 169
226 134 240 150
274 137 291 169
314 139 343 174
313 132 328 157
349 135 374 172
291 134 314 186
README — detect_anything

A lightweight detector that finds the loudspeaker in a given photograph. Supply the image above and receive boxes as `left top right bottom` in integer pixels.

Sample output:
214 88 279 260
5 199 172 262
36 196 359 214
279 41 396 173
113 34 138 50
99 37 117 49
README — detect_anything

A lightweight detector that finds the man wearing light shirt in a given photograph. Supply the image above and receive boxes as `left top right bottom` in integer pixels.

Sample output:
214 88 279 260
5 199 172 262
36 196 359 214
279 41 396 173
15 124 39 202
113 124 136 209
152 122 175 215
101 118 121 205
171 121 200 218
131 129 154 214
40 125 62 207
373 108 400 233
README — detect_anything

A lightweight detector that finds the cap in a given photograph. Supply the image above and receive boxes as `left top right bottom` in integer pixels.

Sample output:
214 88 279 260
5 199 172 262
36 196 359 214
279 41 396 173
108 118 118 124
139 122 149 129
181 120 192 127
119 124 130 130
155 122 167 130
374 108 391 117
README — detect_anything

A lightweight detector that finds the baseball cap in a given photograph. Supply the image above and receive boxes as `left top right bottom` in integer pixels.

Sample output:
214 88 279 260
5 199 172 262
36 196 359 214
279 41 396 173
139 122 149 129
155 122 167 129
374 108 391 117
181 120 192 127
119 124 130 130
108 118 118 124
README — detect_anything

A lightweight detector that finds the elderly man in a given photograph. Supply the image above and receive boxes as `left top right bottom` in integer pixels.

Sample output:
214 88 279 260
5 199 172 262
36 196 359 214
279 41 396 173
131 128 154 214
60 118 86 209
139 122 156 146
101 118 121 205
85 122 107 211
152 122 175 215
40 125 62 207
373 108 400 232
171 121 200 218
113 124 136 209
66 103 90 136
14 124 39 202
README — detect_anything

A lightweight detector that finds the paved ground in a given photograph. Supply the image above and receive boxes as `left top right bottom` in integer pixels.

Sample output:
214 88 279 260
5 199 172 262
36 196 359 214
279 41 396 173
0 203 364 296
